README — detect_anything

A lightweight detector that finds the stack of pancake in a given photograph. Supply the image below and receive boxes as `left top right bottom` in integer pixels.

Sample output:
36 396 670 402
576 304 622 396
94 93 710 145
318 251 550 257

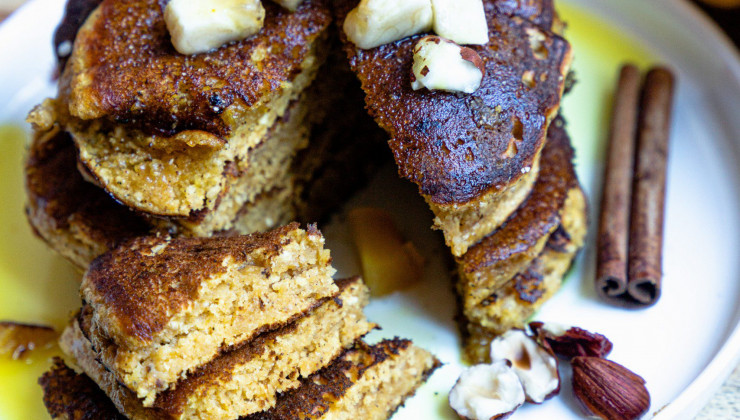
335 0 587 363
45 224 439 419
25 0 387 270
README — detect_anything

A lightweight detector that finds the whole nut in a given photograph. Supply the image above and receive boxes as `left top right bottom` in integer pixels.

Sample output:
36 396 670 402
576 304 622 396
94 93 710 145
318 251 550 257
411 35 485 93
571 356 650 420
529 321 613 359
490 330 560 404
448 361 525 420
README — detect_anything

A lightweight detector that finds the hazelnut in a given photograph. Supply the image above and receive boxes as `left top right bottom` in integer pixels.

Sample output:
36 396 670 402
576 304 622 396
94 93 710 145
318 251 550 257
529 321 613 359
489 330 560 404
164 0 265 55
430 0 489 45
449 361 525 420
411 36 485 93
343 0 433 50
572 356 650 420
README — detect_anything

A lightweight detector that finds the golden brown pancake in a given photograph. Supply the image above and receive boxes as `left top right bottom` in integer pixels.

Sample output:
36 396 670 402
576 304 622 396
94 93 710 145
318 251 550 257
78 223 338 404
62 278 376 419
41 339 440 420
244 339 441 420
456 117 582 308
26 45 388 270
51 0 332 217
460 221 585 364
336 0 573 256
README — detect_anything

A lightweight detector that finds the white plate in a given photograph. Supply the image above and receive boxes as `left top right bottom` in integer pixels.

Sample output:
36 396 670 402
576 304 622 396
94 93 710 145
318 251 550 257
0 0 738 419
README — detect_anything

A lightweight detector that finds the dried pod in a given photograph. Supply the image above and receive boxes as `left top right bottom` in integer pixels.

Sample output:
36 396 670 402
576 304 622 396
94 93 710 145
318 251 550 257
571 356 650 420
490 330 560 403
529 321 613 359
448 361 525 420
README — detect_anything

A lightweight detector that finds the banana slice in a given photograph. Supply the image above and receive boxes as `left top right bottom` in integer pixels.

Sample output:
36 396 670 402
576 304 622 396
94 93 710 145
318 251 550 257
165 0 265 55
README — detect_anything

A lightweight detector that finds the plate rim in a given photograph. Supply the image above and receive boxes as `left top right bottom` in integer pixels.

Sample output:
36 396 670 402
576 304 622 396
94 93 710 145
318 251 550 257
0 0 738 418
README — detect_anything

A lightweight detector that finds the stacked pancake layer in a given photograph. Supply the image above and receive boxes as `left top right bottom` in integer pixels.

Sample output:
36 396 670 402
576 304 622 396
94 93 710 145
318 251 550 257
43 339 440 420
56 225 439 419
25 0 387 269
337 0 587 361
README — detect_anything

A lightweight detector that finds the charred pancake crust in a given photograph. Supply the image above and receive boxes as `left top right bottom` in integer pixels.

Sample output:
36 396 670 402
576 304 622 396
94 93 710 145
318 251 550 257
336 0 571 205
39 358 126 420
460 117 576 273
65 0 330 136
53 0 102 72
24 129 150 251
84 222 321 343
493 0 555 30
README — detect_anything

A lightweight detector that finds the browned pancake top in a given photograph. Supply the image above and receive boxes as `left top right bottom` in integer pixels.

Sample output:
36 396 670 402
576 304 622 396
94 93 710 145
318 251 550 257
66 0 330 136
25 130 150 247
39 358 126 420
81 222 314 342
337 0 571 205
494 0 555 30
460 118 577 271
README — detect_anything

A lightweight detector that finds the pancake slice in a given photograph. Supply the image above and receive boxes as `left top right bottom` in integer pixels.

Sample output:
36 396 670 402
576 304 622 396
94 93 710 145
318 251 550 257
51 0 332 217
243 338 441 420
336 0 573 256
61 277 375 419
456 118 581 309
42 338 439 420
76 223 337 404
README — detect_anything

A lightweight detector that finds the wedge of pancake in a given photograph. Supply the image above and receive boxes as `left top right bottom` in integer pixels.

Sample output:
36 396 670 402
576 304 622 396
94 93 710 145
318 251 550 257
244 339 441 420
25 50 388 270
456 118 584 310
456 119 587 363
75 223 337 404
336 0 572 257
461 214 586 364
46 0 331 217
42 338 439 420
61 277 375 419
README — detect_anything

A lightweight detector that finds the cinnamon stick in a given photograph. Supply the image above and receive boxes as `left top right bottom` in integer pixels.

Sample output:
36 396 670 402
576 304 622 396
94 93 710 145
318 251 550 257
627 67 675 305
595 64 641 302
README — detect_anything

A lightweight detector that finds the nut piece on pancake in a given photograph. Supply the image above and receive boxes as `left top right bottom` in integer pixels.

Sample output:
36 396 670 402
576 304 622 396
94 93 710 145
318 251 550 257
411 36 485 94
62 277 376 419
76 223 338 404
343 0 433 49
164 0 266 55
430 0 489 45
53 0 332 217
337 0 573 256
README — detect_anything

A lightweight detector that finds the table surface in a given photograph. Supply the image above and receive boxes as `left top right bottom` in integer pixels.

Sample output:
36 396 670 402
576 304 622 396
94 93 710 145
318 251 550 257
0 0 737 419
